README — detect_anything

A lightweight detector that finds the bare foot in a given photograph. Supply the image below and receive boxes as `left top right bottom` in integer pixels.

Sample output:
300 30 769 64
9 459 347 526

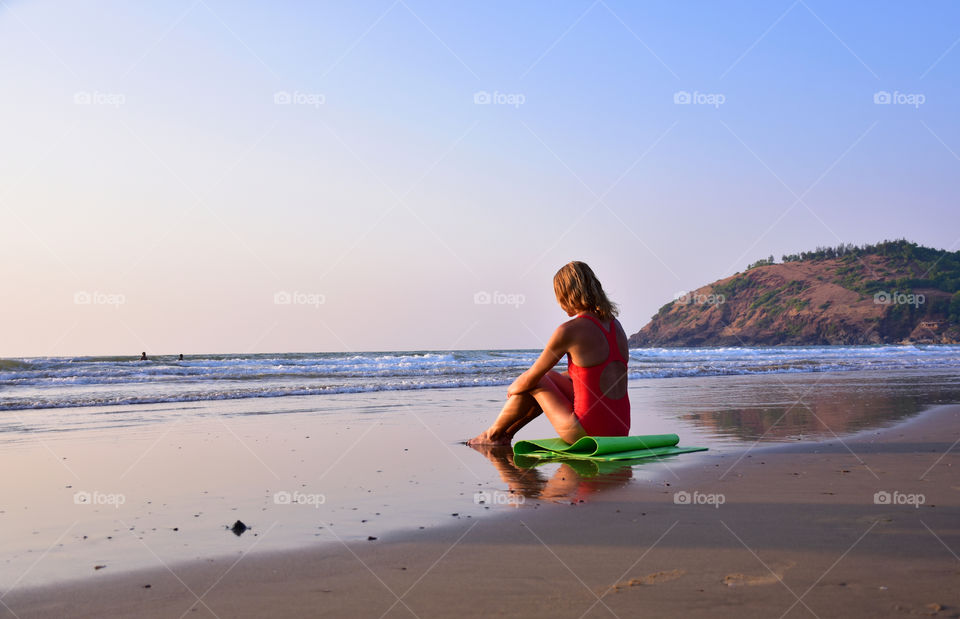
465 430 512 446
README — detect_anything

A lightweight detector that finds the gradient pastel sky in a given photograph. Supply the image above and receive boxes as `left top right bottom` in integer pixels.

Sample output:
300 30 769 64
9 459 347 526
1 1 958 356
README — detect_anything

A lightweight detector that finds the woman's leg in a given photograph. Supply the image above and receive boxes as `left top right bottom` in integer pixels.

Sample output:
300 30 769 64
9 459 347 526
501 393 544 437
529 373 587 444
466 371 568 445
466 392 542 445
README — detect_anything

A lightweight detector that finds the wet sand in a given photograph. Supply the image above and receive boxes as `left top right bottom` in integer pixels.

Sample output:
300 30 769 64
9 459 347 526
5 402 958 618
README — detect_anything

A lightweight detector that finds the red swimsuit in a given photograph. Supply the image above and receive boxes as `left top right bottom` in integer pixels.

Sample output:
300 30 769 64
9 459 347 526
567 315 631 437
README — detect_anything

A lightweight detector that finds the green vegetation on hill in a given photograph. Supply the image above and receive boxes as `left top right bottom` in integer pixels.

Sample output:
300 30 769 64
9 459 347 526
777 240 960 295
631 240 960 347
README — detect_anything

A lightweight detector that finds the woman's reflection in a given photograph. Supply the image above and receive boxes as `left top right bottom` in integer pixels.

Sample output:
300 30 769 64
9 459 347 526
466 443 634 504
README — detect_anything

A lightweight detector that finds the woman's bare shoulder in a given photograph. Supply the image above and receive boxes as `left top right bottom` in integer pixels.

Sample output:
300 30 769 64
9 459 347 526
554 317 577 335
553 316 589 341
559 315 591 331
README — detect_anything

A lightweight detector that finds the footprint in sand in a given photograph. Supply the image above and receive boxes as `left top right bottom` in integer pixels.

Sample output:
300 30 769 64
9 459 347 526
606 568 686 593
724 561 796 587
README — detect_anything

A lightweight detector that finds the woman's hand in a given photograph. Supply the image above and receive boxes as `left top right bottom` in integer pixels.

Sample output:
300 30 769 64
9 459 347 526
506 325 571 398
506 372 528 398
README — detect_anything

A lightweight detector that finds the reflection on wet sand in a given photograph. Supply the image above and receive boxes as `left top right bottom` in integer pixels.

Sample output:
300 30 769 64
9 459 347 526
466 443 634 504
637 369 960 442
686 392 926 441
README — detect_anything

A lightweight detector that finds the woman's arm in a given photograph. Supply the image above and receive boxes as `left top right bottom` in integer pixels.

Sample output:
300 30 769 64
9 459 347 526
507 324 571 397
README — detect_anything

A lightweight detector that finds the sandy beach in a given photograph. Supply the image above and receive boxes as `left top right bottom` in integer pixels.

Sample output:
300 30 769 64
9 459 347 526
3 383 957 618
5 1 959 616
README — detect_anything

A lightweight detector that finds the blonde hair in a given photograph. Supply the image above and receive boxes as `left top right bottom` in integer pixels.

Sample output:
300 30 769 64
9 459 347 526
553 261 619 322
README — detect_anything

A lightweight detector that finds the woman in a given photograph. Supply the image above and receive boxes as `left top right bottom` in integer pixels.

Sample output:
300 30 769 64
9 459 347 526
467 261 630 445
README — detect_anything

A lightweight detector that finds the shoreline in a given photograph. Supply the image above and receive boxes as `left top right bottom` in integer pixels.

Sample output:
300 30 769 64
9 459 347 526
7 403 959 618
5 346 959 418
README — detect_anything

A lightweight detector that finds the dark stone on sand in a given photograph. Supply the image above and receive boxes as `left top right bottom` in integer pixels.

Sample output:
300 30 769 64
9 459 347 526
230 520 249 536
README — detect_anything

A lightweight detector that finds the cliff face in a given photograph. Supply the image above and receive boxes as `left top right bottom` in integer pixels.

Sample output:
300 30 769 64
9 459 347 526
629 247 960 347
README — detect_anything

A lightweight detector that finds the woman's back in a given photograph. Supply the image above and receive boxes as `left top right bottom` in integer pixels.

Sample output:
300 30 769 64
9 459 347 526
566 314 630 436
565 314 629 400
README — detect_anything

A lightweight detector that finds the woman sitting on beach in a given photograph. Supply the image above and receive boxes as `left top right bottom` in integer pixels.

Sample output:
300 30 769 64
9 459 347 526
467 261 630 446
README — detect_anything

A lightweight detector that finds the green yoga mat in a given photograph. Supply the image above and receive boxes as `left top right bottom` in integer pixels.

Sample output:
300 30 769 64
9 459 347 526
513 433 707 462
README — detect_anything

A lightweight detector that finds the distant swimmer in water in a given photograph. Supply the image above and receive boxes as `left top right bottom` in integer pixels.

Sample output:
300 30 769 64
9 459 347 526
140 352 147 361
178 353 184 361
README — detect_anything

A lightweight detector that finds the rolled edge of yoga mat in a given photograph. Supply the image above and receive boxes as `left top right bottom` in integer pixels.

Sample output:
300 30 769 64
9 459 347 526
513 434 681 457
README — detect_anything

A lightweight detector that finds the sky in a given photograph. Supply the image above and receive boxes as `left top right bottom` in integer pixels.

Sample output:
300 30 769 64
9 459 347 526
1 0 958 356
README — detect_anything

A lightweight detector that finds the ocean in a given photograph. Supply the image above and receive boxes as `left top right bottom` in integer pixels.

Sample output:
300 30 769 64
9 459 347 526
3 345 960 413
